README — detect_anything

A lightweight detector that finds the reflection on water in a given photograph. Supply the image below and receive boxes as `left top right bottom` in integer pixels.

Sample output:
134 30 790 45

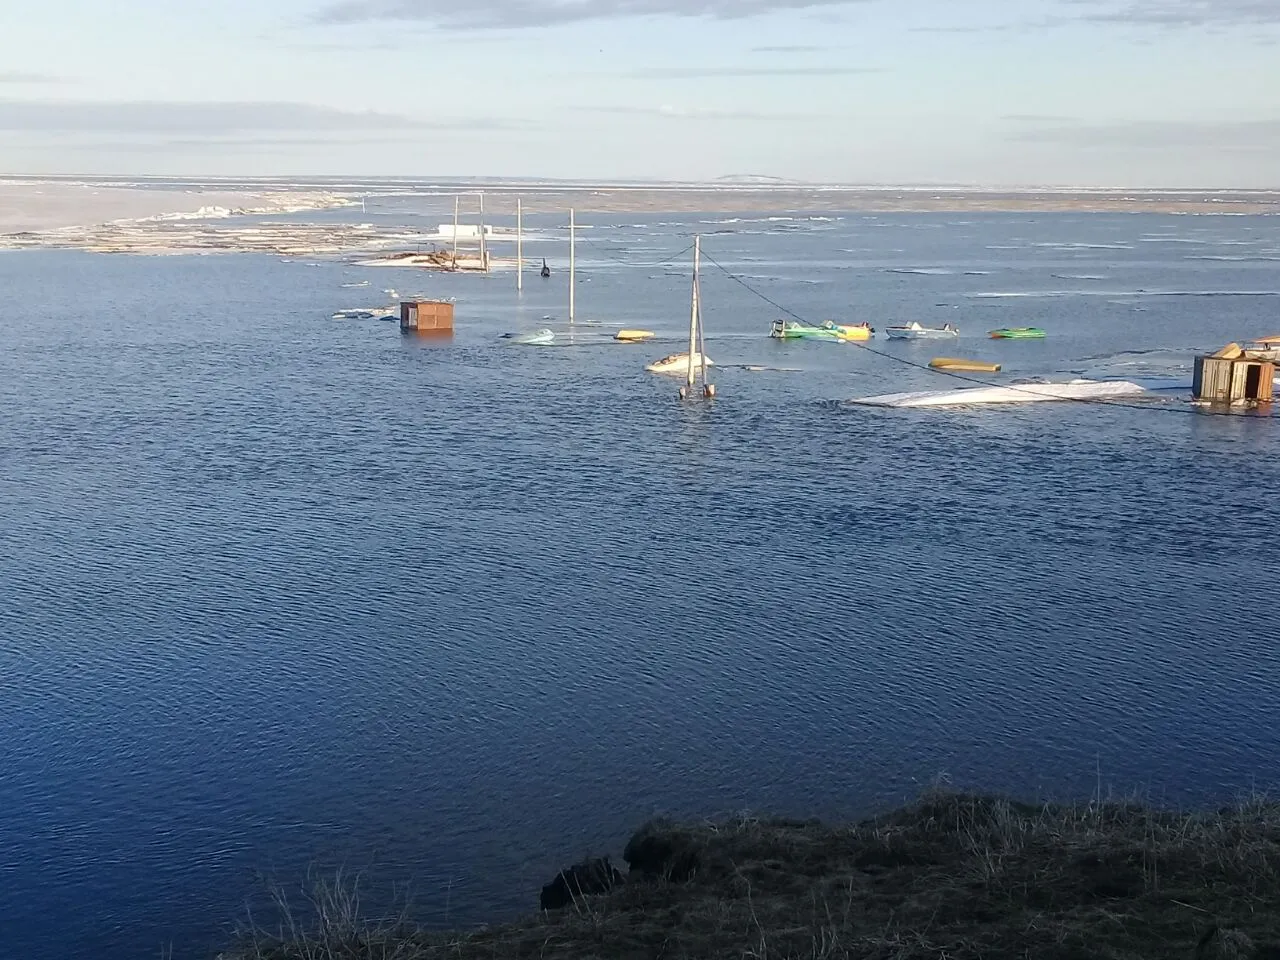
1 212 1279 960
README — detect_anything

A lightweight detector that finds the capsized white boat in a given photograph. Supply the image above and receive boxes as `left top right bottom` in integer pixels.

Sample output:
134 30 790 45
503 328 555 346
645 351 715 375
849 379 1148 408
884 321 959 340
332 308 395 320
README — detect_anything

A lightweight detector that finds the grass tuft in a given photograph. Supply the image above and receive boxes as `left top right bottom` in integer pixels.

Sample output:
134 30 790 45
220 791 1280 960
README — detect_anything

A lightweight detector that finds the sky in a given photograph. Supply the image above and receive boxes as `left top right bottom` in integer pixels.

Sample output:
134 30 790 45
0 0 1277 186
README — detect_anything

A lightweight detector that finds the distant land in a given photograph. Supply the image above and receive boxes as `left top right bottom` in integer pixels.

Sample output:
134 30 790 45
3 176 1278 256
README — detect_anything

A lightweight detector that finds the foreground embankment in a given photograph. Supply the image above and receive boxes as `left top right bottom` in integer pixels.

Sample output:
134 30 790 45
224 791 1280 960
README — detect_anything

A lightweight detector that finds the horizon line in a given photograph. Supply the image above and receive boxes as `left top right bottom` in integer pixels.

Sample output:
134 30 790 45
3 173 1280 193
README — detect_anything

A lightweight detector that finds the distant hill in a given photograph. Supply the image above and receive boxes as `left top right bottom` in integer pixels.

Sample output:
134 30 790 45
713 174 805 185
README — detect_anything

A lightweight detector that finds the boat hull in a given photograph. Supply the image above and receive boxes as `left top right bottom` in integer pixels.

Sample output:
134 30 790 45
929 357 1001 373
646 352 714 374
507 328 555 345
850 379 1146 408
828 324 873 341
989 327 1046 339
771 320 872 341
885 326 958 340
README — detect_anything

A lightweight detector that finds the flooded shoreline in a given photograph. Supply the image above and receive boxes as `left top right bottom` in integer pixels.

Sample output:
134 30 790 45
3 176 1278 258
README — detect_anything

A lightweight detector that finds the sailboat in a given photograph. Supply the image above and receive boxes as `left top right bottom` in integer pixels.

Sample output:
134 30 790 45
646 236 716 399
540 258 550 278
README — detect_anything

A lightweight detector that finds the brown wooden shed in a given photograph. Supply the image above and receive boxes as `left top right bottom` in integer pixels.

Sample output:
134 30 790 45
1193 354 1274 404
399 300 454 334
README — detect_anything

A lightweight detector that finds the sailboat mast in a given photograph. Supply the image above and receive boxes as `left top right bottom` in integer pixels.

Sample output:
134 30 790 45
694 237 709 387
516 198 523 292
686 234 700 389
569 207 576 325
451 196 460 269
478 193 487 271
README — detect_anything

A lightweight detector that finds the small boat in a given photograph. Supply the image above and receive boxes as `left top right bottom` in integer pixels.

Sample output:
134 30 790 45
646 351 714 375
770 320 873 342
504 328 555 346
886 321 959 340
615 329 655 342
850 379 1147 408
332 309 377 320
540 258 551 279
989 327 1046 339
825 321 874 341
929 357 1001 373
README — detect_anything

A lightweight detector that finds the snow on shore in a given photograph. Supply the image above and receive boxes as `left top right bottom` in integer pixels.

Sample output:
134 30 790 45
0 179 353 235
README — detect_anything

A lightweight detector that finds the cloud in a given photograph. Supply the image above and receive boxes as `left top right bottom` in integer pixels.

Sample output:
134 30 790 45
585 104 827 120
280 39 407 51
0 100 495 134
0 72 64 84
911 1 1280 34
1002 113 1079 123
621 64 879 78
908 22 1045 33
32 134 431 153
1070 0 1280 26
750 44 829 52
1007 115 1280 149
313 0 869 30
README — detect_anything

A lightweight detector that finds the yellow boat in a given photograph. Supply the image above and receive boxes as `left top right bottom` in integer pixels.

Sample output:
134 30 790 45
825 321 873 341
929 357 1001 373
615 329 655 342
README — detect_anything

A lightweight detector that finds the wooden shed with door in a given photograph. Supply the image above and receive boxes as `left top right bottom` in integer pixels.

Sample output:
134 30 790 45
399 300 454 335
1193 346 1275 404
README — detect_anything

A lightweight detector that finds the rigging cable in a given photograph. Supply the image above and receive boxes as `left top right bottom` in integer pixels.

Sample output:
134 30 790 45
696 250 1276 419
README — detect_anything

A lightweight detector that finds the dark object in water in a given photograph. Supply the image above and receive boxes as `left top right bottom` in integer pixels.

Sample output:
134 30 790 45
540 258 551 279
539 857 624 910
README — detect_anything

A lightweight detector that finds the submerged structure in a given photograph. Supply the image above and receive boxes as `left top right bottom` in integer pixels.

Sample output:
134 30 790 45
399 300 454 336
1193 342 1275 406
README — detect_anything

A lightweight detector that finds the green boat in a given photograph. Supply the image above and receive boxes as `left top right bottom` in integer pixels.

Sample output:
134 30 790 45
988 327 1046 340
770 319 874 341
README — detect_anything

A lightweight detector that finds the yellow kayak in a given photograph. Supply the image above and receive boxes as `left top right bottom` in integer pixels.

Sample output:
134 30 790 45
929 357 1001 373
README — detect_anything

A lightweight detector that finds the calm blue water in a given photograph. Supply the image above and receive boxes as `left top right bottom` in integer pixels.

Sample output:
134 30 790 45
2 209 1279 960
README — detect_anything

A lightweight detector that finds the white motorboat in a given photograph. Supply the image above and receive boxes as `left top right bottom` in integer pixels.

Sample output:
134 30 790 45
884 321 959 340
849 379 1148 408
645 351 715 375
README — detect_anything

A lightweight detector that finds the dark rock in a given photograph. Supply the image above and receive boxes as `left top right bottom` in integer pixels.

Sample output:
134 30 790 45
540 857 624 911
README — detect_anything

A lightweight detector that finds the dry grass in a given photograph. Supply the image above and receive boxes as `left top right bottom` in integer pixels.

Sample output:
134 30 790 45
221 791 1280 960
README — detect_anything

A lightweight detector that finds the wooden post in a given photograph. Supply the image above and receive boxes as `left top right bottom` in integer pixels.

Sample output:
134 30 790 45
686 234 700 390
451 196 459 269
569 207 576 325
